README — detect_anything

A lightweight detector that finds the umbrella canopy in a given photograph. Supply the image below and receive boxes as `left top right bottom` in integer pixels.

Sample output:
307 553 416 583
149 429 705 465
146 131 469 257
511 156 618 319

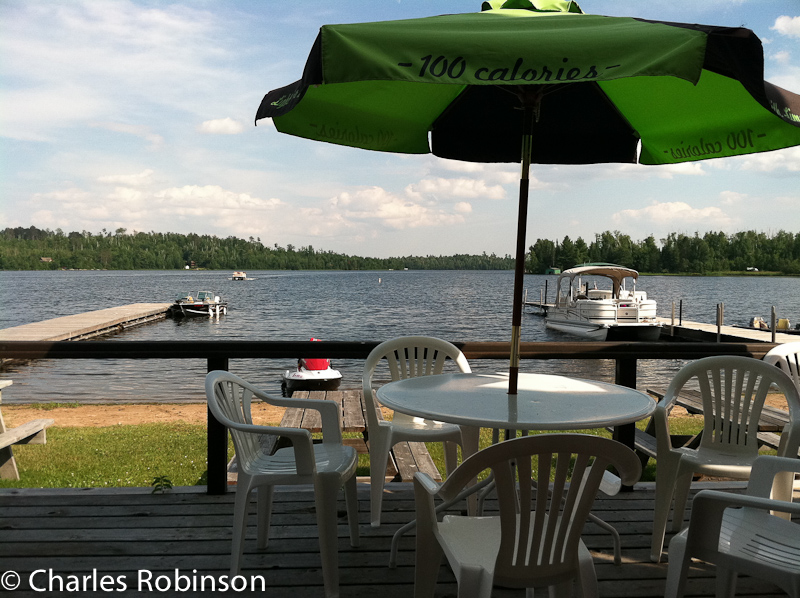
255 0 800 393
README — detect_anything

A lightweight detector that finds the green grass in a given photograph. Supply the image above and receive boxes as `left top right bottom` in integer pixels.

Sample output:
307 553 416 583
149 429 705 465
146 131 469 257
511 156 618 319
7 417 757 489
0 423 228 489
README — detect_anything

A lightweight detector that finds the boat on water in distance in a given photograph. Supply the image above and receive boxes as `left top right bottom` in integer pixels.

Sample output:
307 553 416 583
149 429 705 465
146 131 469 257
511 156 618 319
527 264 662 341
230 271 253 280
167 291 228 318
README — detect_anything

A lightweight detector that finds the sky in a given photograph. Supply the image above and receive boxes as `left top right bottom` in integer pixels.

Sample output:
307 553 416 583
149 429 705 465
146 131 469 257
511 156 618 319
1 0 799 259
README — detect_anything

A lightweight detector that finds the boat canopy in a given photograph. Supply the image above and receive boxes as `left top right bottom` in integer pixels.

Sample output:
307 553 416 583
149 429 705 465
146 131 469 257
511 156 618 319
556 264 639 298
559 264 639 280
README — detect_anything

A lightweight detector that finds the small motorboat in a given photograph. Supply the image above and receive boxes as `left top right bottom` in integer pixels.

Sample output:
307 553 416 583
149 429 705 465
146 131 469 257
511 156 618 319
167 291 228 318
230 271 249 280
281 339 342 396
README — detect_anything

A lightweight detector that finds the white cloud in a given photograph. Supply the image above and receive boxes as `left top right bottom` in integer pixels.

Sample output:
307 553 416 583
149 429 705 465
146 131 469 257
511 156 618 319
0 1 240 139
90 122 164 149
1 85 109 141
627 162 706 178
733 146 800 172
98 169 154 186
329 186 466 230
771 50 791 65
198 118 244 135
772 15 800 38
406 177 507 200
612 201 734 228
154 186 280 215
718 191 747 206
32 187 93 205
433 158 520 184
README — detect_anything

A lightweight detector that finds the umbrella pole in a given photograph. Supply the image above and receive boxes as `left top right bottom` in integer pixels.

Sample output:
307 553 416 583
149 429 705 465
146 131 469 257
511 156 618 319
509 102 536 395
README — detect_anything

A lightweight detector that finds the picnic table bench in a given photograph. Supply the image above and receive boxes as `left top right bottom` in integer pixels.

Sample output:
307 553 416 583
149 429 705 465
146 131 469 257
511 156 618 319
227 388 441 484
632 387 797 462
0 380 54 480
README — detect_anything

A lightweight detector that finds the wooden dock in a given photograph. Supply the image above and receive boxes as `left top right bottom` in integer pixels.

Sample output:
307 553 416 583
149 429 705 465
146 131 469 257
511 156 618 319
0 481 791 597
657 317 799 343
0 304 172 343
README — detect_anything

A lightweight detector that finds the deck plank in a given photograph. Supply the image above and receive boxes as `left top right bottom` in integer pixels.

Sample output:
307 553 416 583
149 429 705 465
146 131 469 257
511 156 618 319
0 303 171 342
0 481 791 597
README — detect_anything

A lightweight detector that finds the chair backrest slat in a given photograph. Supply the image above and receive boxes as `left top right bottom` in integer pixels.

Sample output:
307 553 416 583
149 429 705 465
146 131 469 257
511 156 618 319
437 434 641 589
689 359 772 451
765 342 800 394
362 336 471 431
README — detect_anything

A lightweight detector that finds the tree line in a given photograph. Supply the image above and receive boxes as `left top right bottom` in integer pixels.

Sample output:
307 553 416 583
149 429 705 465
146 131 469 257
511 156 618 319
527 230 800 275
0 227 514 271
2 226 798 274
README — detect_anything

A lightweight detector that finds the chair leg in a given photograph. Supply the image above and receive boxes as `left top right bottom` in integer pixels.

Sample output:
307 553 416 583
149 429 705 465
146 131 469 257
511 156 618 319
664 532 691 598
315 473 343 598
714 565 737 598
256 485 274 550
231 479 254 575
575 541 598 598
651 458 678 563
548 582 572 598
369 433 392 528
413 523 443 598
456 566 494 598
670 468 694 533
344 472 360 547
444 440 458 476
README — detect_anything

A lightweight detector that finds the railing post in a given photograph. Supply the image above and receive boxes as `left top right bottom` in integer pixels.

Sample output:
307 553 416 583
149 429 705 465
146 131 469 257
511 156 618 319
207 358 229 495
614 357 637 491
772 306 777 343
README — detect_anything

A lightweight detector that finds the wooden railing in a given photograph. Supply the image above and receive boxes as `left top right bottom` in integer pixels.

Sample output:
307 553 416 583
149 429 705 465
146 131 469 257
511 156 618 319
0 340 776 493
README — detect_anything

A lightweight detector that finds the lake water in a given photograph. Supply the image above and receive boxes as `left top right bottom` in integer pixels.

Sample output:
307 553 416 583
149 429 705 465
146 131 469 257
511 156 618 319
0 270 797 403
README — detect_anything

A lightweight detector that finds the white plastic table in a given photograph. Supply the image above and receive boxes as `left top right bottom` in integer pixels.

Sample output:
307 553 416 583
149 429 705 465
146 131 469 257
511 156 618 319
376 372 656 460
377 372 656 567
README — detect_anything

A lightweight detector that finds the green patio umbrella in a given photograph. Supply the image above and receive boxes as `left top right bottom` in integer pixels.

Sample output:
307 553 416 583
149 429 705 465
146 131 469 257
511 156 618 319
255 0 800 394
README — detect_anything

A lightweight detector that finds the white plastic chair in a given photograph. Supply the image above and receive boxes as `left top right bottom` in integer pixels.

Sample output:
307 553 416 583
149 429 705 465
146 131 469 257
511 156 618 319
765 341 800 391
205 371 359 598
363 336 471 527
414 433 642 598
650 355 800 563
665 455 800 598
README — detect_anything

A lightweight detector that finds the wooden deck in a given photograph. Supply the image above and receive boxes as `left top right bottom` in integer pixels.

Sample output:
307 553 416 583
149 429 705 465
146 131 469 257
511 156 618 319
0 304 171 343
0 481 791 597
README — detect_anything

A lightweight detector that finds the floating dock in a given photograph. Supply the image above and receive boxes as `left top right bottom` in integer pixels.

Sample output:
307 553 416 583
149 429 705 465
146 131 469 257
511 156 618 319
0 303 171 343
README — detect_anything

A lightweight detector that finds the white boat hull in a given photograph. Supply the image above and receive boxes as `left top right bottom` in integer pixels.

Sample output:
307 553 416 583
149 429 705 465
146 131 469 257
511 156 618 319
546 317 662 341
546 319 610 340
281 368 342 396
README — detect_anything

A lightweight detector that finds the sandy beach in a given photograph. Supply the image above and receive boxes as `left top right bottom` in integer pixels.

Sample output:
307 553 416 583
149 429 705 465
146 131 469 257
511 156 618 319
1 393 789 429
1 403 287 427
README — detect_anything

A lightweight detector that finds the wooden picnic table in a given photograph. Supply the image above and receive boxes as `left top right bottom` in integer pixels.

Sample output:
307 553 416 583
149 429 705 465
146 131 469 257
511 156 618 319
0 380 54 480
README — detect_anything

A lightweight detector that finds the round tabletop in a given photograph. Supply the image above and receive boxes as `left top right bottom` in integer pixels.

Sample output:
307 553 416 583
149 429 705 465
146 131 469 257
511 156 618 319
376 372 655 430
